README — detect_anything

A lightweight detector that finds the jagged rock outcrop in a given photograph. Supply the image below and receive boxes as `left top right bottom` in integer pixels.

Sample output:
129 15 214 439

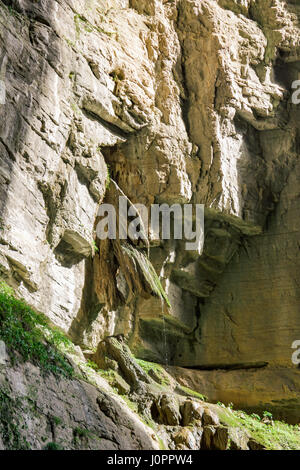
0 0 299 429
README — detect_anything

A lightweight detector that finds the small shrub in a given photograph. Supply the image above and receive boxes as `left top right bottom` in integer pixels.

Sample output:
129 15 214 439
263 411 273 420
50 416 63 426
86 359 99 371
73 427 90 438
44 442 64 450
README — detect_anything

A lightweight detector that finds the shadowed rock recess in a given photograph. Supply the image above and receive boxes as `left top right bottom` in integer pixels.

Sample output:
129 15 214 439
0 0 299 450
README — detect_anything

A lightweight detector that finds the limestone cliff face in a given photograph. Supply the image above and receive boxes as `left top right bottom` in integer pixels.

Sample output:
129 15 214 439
0 0 300 424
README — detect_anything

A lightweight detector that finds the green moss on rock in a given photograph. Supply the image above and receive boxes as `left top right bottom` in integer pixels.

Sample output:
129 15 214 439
0 281 73 378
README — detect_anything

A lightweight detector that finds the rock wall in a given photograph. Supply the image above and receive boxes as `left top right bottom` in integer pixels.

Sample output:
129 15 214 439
0 0 299 421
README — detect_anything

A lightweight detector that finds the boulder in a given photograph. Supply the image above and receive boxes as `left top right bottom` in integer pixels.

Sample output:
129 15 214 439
180 400 204 426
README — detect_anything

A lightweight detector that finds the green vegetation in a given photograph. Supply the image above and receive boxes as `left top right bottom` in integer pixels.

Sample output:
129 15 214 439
73 427 90 438
250 413 261 421
135 358 165 374
84 360 119 391
6 5 19 17
0 389 30 450
2 281 297 451
86 359 100 371
135 358 170 386
120 395 139 414
263 410 273 420
0 281 74 378
158 437 166 450
177 385 207 402
74 14 93 35
74 13 117 39
73 426 102 447
92 240 99 254
44 442 64 450
218 407 300 450
97 369 122 393
50 416 63 427
65 37 76 48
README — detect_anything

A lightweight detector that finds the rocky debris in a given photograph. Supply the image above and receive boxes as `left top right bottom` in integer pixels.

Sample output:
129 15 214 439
85 337 280 450
151 394 181 426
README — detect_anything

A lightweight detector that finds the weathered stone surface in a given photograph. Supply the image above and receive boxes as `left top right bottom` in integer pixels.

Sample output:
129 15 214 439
173 427 199 450
201 425 216 450
180 400 204 426
228 427 250 450
0 0 300 429
202 408 220 427
211 426 230 451
0 355 159 450
151 394 182 426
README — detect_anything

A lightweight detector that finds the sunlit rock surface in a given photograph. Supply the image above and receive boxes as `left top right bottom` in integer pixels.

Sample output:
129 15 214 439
0 0 299 429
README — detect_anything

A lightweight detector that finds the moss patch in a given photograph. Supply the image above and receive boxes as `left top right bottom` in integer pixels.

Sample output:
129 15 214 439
120 395 139 414
177 385 207 402
0 281 73 378
135 358 171 386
